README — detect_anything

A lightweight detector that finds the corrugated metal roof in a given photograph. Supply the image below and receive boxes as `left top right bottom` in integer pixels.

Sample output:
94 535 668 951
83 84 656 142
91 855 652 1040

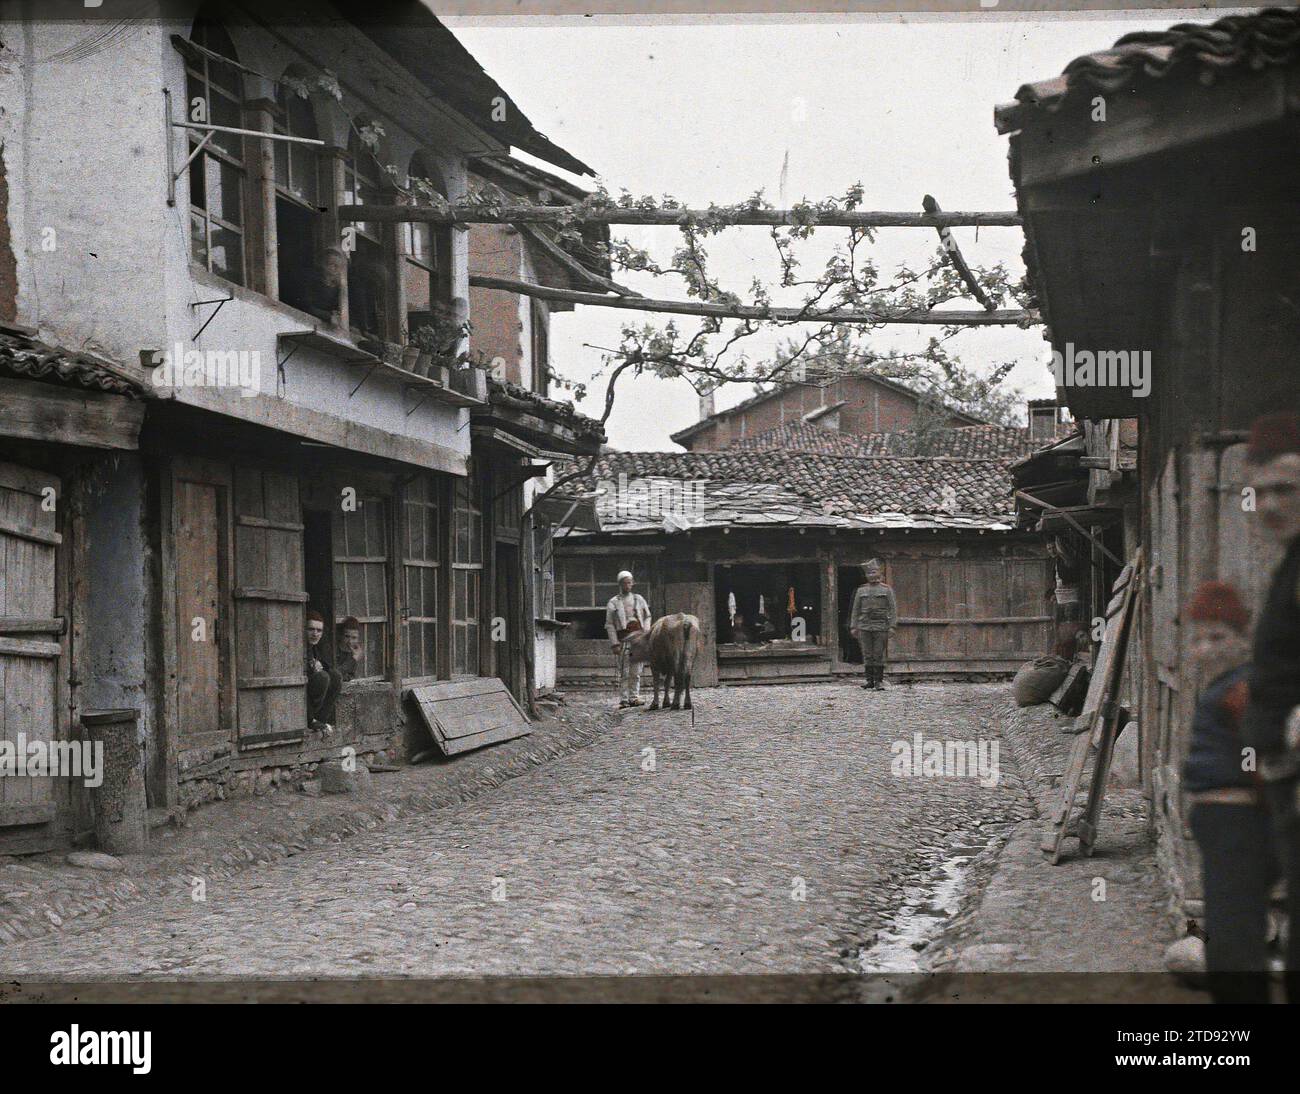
995 7 1300 133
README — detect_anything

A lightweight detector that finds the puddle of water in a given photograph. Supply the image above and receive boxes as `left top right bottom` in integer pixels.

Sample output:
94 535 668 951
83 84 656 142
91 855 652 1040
856 838 995 974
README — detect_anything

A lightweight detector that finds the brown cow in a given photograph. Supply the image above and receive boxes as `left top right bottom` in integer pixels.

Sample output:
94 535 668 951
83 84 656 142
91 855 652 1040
626 613 700 711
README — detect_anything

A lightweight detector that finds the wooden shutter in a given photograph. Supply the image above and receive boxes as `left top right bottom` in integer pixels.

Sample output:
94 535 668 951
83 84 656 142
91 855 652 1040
233 467 307 744
0 461 61 835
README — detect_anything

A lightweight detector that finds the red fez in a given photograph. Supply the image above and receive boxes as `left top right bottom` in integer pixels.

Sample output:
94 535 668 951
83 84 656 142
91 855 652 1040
1185 581 1250 634
1246 413 1300 464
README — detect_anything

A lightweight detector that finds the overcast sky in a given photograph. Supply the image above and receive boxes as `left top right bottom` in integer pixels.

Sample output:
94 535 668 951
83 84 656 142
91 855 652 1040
444 10 1219 450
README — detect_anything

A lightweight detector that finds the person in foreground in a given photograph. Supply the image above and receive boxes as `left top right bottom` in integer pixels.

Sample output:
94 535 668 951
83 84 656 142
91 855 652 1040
605 569 652 709
1182 581 1276 1004
1241 411 1300 1002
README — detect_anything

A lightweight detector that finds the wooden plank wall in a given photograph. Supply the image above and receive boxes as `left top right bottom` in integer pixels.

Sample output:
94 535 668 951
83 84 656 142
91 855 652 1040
0 460 61 850
233 468 308 742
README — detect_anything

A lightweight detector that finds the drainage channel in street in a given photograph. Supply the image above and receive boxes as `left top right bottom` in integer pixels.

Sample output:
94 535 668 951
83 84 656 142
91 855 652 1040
854 829 1008 978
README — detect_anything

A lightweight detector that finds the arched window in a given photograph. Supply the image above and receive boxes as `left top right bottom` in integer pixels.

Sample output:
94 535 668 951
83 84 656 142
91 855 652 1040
403 152 453 341
273 80 323 315
273 81 319 204
186 14 246 284
342 129 390 342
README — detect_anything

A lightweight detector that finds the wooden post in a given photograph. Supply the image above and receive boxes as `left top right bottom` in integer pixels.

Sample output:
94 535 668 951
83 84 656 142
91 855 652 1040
469 275 1037 326
243 95 279 301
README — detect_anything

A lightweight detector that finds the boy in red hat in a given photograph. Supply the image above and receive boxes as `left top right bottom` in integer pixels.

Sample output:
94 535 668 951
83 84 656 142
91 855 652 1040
1183 581 1275 1003
1241 412 1300 1000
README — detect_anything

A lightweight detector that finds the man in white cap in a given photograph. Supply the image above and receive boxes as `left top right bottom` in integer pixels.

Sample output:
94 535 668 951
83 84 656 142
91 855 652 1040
606 570 652 707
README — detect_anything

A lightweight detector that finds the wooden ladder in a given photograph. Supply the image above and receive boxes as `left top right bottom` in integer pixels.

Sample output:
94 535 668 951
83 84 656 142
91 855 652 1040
1041 548 1142 864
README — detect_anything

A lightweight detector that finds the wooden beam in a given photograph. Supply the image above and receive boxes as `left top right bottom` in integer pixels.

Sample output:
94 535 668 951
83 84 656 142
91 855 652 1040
0 376 144 450
469 275 1039 326
924 195 997 312
517 223 641 298
339 204 1024 229
1015 489 1123 567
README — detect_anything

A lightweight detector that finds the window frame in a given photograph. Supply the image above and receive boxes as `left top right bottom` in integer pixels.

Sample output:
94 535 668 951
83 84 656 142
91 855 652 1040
271 82 321 210
400 475 443 682
331 494 392 683
450 466 484 677
184 20 249 284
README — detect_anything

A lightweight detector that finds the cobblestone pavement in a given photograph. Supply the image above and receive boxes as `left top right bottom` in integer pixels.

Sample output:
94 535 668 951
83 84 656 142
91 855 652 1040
917 701 1205 1003
0 700 610 946
0 683 1027 981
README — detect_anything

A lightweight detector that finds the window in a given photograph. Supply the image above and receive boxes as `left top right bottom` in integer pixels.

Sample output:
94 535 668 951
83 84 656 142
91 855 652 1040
403 153 452 341
533 522 555 619
332 498 389 679
555 557 624 609
186 16 246 284
273 81 323 315
402 476 441 679
343 130 390 342
451 471 483 675
1029 405 1061 442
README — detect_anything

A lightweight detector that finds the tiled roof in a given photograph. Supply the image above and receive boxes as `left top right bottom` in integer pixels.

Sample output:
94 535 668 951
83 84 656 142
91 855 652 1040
485 378 606 443
995 7 1300 132
585 449 1017 533
726 421 1047 460
0 325 145 397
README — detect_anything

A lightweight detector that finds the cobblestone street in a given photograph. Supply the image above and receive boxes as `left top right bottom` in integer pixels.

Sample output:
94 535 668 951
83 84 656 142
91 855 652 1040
0 683 1030 982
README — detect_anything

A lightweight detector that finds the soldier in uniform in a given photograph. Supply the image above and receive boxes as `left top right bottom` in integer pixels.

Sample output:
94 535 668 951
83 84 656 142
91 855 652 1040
848 559 897 690
1241 412 1300 1001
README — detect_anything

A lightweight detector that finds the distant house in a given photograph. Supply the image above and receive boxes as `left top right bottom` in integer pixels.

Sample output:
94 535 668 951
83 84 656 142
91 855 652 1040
671 372 987 452
996 7 1300 915
553 445 1054 688
728 419 1058 460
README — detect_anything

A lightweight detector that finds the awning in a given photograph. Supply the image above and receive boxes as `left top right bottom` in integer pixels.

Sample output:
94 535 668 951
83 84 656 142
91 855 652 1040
1015 489 1122 566
471 423 573 461
535 492 601 532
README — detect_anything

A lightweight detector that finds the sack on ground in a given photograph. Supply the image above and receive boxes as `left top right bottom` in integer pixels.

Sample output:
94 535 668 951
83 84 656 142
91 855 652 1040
1013 655 1071 707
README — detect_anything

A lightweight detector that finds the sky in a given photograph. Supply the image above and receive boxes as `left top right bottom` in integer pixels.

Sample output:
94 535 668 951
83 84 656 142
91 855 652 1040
443 9 1223 450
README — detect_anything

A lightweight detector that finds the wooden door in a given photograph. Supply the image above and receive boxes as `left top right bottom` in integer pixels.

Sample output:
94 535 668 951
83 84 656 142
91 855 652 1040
175 480 224 741
0 461 61 842
233 467 307 743
494 542 521 698
883 559 926 659
925 559 968 658
170 460 234 756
